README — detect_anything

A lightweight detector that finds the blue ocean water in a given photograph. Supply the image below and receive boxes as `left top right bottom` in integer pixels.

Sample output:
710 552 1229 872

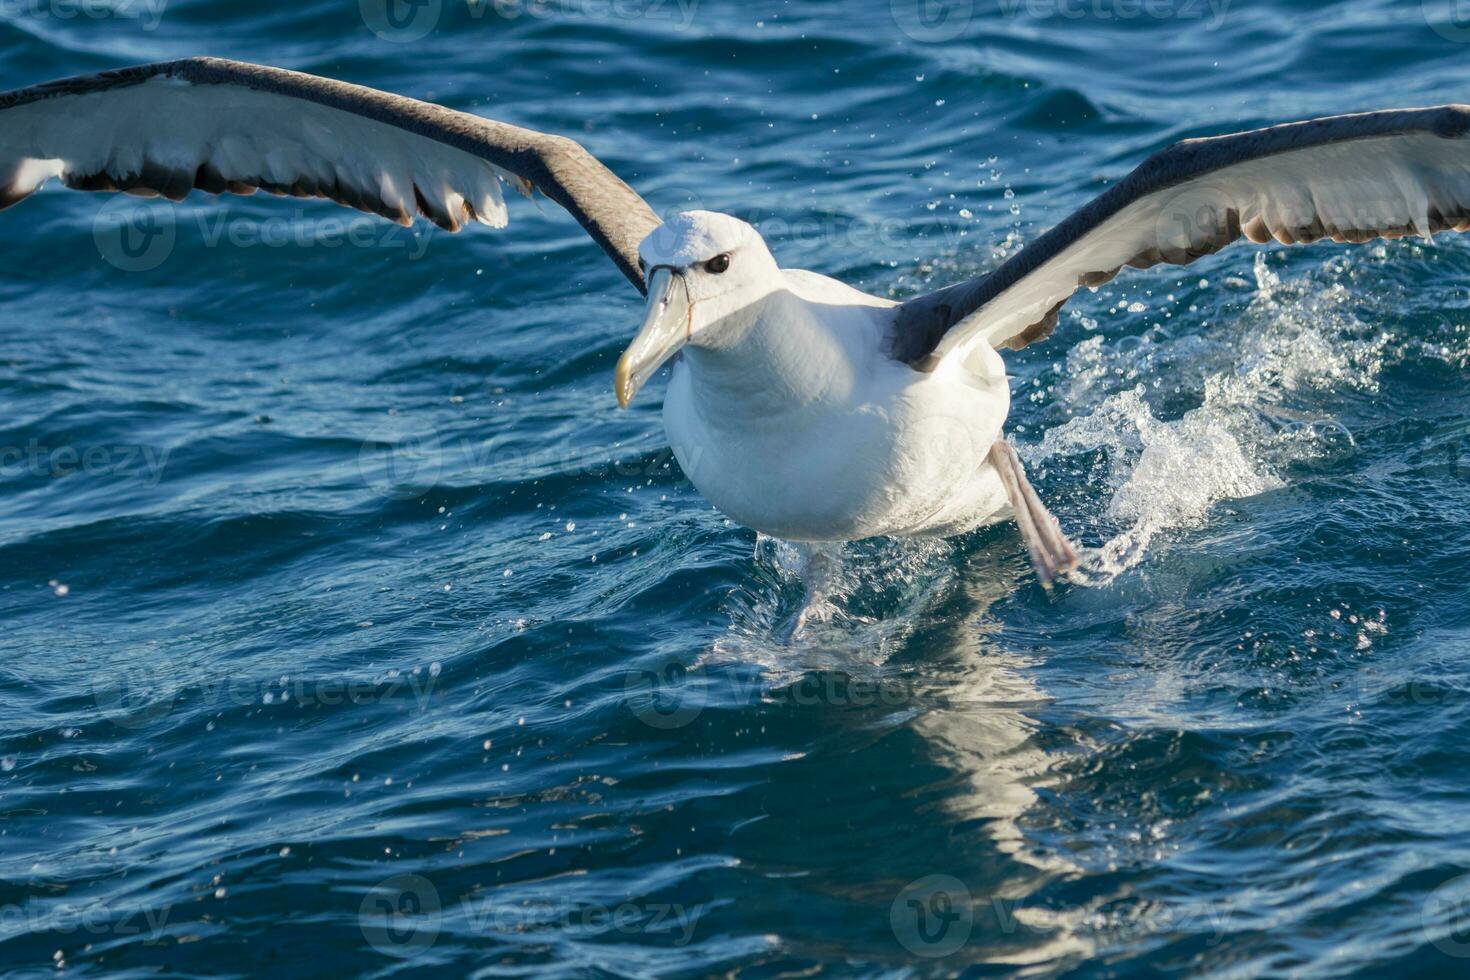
4 0 1470 975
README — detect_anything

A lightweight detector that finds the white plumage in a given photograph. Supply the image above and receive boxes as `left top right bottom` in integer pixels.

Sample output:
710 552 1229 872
662 256 1010 542
624 210 1075 616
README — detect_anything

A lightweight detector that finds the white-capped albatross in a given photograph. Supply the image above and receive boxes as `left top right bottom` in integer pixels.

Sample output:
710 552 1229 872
3 57 1470 602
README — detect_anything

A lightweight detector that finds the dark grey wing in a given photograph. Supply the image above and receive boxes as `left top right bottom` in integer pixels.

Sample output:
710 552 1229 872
0 57 661 292
892 106 1470 367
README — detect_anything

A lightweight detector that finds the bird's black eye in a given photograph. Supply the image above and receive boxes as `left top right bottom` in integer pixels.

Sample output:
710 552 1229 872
704 253 731 275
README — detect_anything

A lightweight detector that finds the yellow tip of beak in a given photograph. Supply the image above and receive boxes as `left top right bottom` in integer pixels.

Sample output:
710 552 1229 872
614 355 634 409
615 266 688 409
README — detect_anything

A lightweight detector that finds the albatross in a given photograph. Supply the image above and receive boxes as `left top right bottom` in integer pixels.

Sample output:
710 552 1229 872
4 57 1470 609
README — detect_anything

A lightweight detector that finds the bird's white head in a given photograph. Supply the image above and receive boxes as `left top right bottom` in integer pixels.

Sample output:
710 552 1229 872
615 210 780 407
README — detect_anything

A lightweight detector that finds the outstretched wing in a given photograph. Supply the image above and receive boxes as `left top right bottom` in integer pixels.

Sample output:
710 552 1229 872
891 106 1470 367
0 57 662 291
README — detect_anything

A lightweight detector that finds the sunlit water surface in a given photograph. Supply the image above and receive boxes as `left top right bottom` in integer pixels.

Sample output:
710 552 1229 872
3 1 1470 975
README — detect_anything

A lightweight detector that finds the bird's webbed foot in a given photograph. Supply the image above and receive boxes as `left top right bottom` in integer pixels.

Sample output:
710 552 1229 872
782 541 842 642
989 439 1079 589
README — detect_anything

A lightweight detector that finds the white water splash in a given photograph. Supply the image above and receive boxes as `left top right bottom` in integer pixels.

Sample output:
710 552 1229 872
713 533 958 674
1027 252 1393 583
1035 385 1281 577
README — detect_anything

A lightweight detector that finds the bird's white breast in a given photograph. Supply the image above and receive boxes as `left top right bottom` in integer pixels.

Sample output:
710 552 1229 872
662 271 1012 542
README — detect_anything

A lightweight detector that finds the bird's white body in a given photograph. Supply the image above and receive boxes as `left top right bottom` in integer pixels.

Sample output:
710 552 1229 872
661 266 1013 542
617 210 1077 597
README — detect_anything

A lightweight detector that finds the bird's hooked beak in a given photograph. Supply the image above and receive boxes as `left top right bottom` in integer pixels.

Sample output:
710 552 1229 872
615 266 691 408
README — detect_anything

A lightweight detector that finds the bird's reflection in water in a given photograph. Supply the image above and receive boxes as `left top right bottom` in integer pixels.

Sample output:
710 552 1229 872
703 533 1106 968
